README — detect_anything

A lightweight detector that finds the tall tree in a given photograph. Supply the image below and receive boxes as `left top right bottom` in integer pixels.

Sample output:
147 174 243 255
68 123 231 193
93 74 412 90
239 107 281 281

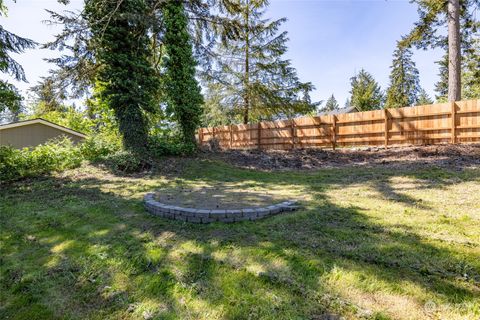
385 44 421 108
417 88 434 104
434 53 449 100
205 0 318 124
448 0 461 100
162 0 203 145
461 36 480 99
31 78 65 114
84 0 160 152
401 0 479 102
0 82 22 121
435 32 479 100
0 0 36 116
43 0 242 100
202 82 236 127
349 69 384 111
323 94 339 111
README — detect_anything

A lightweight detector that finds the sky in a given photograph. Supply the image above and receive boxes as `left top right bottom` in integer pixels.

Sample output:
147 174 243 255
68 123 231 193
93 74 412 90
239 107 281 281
0 0 444 107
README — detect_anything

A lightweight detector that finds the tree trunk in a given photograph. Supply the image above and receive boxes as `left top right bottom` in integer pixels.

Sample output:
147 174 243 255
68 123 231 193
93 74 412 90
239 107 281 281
243 0 250 124
447 0 461 101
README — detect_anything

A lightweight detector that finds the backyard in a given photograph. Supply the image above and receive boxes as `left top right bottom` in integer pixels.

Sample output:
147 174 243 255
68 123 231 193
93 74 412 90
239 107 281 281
1 149 479 320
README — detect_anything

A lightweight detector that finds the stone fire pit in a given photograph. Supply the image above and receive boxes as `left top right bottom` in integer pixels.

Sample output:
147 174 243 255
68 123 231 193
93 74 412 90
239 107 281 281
143 185 299 223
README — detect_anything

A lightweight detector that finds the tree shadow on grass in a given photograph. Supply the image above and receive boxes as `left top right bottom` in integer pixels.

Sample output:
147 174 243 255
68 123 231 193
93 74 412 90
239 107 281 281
1 161 479 319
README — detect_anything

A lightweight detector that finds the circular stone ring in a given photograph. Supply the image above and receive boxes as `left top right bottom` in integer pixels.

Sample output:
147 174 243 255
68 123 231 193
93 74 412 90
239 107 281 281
143 193 299 224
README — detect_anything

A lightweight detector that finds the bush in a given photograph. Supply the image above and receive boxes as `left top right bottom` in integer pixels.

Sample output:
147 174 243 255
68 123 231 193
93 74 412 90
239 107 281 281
0 138 83 183
80 134 121 162
102 150 151 174
147 135 196 157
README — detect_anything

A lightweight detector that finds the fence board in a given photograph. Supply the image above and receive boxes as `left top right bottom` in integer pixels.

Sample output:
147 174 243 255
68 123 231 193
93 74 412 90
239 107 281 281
198 99 480 150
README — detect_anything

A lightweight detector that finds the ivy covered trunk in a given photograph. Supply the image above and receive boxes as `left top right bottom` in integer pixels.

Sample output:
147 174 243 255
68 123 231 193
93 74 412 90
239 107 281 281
85 0 160 153
163 0 203 145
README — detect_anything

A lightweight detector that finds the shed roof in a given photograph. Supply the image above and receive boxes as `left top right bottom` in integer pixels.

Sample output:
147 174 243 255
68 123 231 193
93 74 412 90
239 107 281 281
0 118 87 139
317 105 361 116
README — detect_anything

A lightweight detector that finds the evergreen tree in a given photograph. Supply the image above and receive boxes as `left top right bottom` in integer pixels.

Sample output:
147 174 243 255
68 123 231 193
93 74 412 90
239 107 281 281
31 78 65 114
0 81 22 121
462 36 480 99
417 88 434 105
84 0 160 153
324 94 339 111
385 45 420 108
434 53 449 101
349 69 384 111
401 0 480 101
202 82 236 127
162 0 203 145
344 98 351 108
436 34 479 100
0 1 36 115
205 0 318 124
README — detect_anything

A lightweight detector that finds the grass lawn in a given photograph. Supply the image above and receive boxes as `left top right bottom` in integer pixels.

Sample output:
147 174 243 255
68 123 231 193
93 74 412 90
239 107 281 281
1 159 479 319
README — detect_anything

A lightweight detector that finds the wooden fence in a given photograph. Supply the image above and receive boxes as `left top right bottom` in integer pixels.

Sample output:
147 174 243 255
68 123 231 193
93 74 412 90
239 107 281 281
198 99 480 150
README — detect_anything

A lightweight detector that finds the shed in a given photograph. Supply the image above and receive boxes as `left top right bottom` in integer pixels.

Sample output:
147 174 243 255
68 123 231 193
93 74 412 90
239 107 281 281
0 118 87 149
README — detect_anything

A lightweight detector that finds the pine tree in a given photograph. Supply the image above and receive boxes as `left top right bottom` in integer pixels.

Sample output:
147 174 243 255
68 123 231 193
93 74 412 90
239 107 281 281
84 0 160 153
417 88 434 105
436 34 479 100
0 1 36 115
31 78 65 114
349 69 384 111
205 0 318 124
0 81 22 120
462 36 480 99
434 53 449 101
202 82 236 127
162 0 204 145
385 45 420 108
401 0 480 101
324 94 339 111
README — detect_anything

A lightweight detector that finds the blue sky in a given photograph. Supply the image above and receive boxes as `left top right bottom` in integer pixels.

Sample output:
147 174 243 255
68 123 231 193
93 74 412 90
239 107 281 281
1 0 444 107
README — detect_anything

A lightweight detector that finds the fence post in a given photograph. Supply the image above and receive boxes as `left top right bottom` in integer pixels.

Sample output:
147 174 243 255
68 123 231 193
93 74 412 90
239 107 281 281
384 109 389 149
198 128 203 146
332 115 337 150
451 101 457 144
257 123 261 149
229 125 233 149
291 119 296 149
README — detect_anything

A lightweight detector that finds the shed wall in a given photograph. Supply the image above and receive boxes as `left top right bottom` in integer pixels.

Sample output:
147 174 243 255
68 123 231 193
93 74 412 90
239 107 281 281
0 123 84 149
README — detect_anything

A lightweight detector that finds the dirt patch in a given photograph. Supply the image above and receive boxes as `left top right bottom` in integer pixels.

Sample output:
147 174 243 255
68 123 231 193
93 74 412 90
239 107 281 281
154 185 288 209
201 143 480 171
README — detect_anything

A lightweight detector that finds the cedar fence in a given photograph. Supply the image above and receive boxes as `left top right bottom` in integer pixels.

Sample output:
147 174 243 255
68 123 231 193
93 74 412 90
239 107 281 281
197 99 480 150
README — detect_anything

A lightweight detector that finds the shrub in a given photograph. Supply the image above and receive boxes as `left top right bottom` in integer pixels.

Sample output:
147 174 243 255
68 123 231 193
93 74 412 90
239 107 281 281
147 135 196 157
0 145 25 181
0 138 83 183
80 133 121 162
27 109 95 135
102 150 151 174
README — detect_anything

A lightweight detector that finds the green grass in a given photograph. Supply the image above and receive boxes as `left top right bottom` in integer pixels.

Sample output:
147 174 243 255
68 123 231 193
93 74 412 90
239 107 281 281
1 159 479 319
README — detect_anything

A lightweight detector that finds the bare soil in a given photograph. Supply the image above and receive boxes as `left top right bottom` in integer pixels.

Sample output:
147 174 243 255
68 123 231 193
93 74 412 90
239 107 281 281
200 143 480 171
154 185 288 209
